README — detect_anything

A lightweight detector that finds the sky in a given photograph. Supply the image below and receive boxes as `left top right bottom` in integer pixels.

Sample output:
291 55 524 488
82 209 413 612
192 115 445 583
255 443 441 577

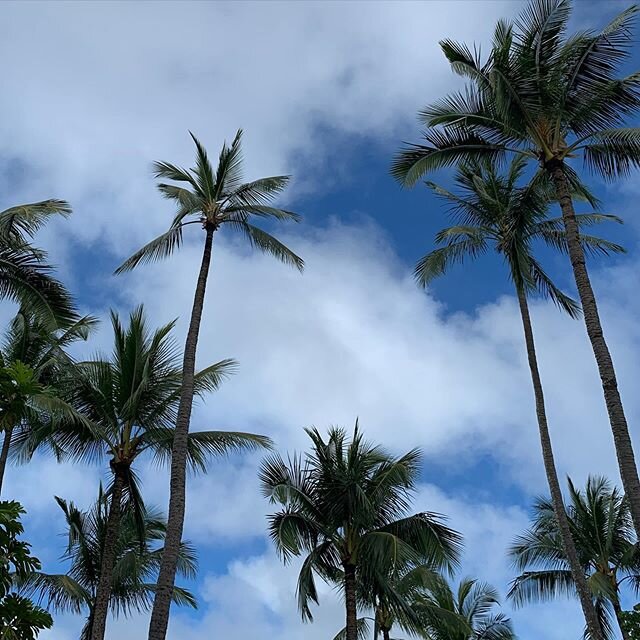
1 0 640 638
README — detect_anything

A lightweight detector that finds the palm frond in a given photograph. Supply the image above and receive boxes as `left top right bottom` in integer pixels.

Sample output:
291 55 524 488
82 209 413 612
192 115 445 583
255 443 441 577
228 221 304 271
114 225 185 274
414 231 488 287
391 129 507 187
0 200 71 240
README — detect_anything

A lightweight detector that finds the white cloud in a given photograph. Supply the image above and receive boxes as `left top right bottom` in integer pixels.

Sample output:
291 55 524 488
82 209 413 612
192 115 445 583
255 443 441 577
0 0 520 252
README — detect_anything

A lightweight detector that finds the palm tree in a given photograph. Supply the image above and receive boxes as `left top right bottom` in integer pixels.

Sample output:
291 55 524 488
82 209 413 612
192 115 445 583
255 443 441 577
260 424 463 640
115 130 303 640
391 0 640 546
415 577 515 640
414 156 623 638
0 309 96 494
509 476 640 640
0 200 77 325
18 490 197 640
28 306 271 640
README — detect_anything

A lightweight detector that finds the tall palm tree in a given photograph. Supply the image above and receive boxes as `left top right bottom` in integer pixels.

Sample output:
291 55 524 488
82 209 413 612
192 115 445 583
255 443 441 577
509 476 640 640
0 200 77 325
415 577 515 640
391 0 640 545
260 424 463 640
414 156 623 639
115 130 303 640
28 306 271 640
0 309 96 494
18 490 198 640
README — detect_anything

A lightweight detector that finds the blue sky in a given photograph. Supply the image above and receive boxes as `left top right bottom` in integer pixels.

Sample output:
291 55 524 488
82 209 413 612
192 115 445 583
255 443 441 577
1 1 640 639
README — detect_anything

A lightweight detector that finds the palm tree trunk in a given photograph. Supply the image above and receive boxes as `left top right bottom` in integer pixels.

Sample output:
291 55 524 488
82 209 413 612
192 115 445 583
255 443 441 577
516 286 603 640
148 225 215 640
0 424 14 496
612 595 631 640
549 162 640 539
89 463 126 640
344 562 358 640
381 629 390 640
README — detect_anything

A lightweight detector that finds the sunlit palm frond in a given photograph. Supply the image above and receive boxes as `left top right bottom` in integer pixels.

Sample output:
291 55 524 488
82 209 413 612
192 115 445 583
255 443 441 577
114 225 185 274
0 200 71 241
228 220 304 270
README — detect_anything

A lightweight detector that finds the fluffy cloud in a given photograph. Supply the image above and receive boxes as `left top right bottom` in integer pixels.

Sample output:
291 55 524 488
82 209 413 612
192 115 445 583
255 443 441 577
0 0 520 252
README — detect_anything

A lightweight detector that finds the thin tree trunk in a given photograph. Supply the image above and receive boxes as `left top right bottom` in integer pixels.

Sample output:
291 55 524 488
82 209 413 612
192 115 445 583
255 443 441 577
550 162 640 539
612 595 631 640
89 463 126 640
148 225 215 640
344 562 358 640
516 286 603 640
0 424 14 496
382 629 390 640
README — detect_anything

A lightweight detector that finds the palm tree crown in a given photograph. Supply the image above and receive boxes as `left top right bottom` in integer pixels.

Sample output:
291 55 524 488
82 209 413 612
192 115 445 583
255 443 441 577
417 577 515 640
0 310 96 494
116 130 303 274
416 157 623 313
260 424 462 640
509 476 640 639
391 1 640 188
39 305 269 517
0 200 78 325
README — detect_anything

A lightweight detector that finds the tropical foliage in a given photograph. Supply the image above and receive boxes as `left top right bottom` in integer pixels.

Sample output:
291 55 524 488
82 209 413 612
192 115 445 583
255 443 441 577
17 490 197 640
0 201 77 326
0 501 52 639
4 1 640 639
0 309 95 494
510 476 640 639
415 577 515 640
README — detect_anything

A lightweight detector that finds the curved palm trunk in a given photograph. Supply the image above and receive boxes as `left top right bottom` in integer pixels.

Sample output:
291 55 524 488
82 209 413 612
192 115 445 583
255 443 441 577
516 286 603 640
344 562 358 640
90 463 126 640
0 424 14 496
612 594 631 640
148 225 215 640
549 163 640 539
